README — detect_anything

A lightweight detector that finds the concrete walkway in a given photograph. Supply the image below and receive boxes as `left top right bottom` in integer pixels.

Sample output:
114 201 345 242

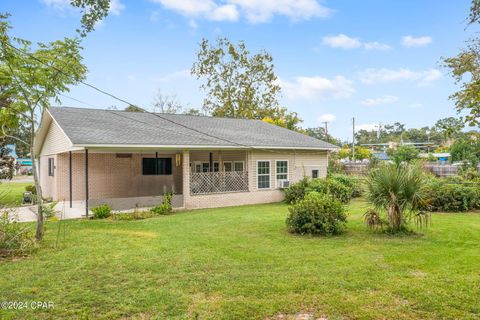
8 201 86 222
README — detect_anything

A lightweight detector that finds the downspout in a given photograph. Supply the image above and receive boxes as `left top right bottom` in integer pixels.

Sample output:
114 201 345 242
85 148 89 217
69 151 72 208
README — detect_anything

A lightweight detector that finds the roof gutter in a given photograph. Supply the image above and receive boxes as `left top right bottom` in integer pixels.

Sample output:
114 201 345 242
71 144 339 151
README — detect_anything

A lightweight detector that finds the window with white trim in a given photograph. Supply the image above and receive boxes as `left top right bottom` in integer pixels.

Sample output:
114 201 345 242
48 158 55 176
257 161 270 189
276 160 288 181
312 169 319 179
234 161 244 172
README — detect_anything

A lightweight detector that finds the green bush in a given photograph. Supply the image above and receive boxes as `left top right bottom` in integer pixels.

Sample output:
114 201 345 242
283 177 310 204
286 192 347 235
91 204 112 219
329 174 363 197
422 180 480 212
25 185 36 194
307 178 352 203
0 211 36 258
151 193 173 215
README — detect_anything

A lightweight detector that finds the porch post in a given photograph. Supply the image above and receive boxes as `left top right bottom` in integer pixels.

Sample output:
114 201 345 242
85 148 89 217
182 150 190 208
69 151 72 208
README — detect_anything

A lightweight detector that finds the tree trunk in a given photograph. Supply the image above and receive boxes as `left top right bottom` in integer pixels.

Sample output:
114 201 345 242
30 133 44 241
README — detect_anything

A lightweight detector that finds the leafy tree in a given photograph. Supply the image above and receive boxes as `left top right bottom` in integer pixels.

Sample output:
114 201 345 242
262 109 302 131
72 0 111 37
304 127 342 146
449 137 480 166
337 146 370 160
387 145 420 165
366 164 429 233
124 105 145 112
434 117 464 144
183 108 203 116
443 1 480 126
151 90 182 114
0 14 87 240
0 144 15 180
191 37 300 127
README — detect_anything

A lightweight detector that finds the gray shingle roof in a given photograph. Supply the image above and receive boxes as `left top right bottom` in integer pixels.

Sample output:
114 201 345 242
48 107 338 150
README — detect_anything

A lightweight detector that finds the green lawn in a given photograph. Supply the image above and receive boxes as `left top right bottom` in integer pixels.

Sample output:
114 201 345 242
0 199 479 319
0 182 31 207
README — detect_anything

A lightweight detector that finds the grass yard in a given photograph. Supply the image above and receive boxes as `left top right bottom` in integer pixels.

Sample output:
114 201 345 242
0 182 32 207
0 199 479 319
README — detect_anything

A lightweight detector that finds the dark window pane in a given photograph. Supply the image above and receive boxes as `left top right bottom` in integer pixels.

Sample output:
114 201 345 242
142 158 156 175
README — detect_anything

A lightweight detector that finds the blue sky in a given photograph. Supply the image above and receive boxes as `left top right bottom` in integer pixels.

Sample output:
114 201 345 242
4 0 477 140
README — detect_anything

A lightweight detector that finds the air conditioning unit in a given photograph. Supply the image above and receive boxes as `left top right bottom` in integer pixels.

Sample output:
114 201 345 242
278 180 290 189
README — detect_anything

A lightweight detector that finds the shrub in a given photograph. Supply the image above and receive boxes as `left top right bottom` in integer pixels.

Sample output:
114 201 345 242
151 193 173 215
25 185 36 194
283 177 310 204
307 178 352 203
286 192 347 236
366 163 427 233
42 201 58 219
421 180 480 212
0 210 36 258
91 204 112 219
329 174 363 198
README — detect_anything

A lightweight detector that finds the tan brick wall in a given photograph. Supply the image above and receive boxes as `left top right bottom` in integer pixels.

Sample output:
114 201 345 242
52 152 183 201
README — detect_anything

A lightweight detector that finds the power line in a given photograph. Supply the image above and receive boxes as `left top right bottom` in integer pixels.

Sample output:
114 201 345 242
6 42 333 155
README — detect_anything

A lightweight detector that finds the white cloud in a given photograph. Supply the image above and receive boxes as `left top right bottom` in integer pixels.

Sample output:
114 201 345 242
322 34 361 49
152 0 330 23
318 114 336 122
364 41 392 51
361 95 399 106
356 123 379 131
322 34 391 51
151 0 239 22
280 75 355 100
42 0 125 15
358 68 442 85
108 0 125 15
402 35 432 48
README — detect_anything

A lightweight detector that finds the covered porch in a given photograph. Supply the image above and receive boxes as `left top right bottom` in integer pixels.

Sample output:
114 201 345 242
41 148 251 214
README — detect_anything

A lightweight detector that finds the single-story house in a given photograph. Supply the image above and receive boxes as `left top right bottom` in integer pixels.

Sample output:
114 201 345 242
35 107 338 214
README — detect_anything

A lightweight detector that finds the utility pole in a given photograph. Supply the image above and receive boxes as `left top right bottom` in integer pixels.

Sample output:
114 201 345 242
322 121 329 142
352 117 355 162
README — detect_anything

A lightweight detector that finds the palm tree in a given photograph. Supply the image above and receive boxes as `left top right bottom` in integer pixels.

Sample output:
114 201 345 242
365 163 428 232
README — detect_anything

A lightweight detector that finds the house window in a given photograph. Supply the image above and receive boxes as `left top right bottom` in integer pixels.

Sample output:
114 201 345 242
312 169 319 179
276 160 288 181
257 161 270 189
202 162 210 172
234 161 244 172
142 158 172 175
223 162 232 172
213 162 220 172
48 158 54 176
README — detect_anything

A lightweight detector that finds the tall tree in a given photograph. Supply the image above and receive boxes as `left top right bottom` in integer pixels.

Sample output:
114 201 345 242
191 37 301 128
151 90 182 114
124 104 145 112
0 14 87 240
443 0 480 126
434 117 464 144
